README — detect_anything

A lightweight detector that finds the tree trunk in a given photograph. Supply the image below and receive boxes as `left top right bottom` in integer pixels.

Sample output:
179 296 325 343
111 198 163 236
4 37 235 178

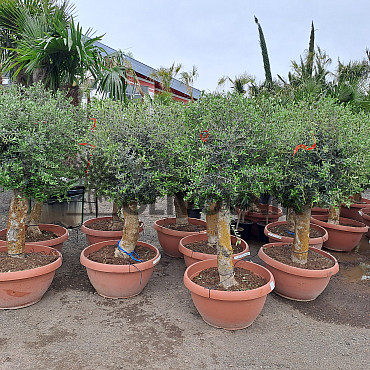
206 202 219 248
7 190 28 256
353 193 361 202
110 201 122 229
286 207 296 233
26 201 43 239
291 205 311 265
327 206 340 225
217 201 238 289
174 192 188 226
115 201 139 257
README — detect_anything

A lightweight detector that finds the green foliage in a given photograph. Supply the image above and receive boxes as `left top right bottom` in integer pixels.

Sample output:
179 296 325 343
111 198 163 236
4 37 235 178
0 83 88 201
254 16 272 85
150 62 182 93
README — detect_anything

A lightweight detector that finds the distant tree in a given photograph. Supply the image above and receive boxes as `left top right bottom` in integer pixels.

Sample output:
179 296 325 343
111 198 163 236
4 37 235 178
254 16 272 85
217 73 255 95
179 65 198 102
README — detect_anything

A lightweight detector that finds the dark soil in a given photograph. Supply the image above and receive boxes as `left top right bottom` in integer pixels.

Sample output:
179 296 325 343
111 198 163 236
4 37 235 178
192 267 267 291
185 240 244 255
164 222 206 232
0 252 59 272
87 244 156 265
86 219 124 232
268 224 324 238
263 244 335 269
0 230 58 242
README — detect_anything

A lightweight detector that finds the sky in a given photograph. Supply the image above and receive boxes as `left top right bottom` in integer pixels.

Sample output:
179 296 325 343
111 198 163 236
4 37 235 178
72 0 370 92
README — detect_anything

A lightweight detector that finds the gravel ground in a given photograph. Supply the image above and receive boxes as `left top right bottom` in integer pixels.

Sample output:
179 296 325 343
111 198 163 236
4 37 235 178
0 190 369 370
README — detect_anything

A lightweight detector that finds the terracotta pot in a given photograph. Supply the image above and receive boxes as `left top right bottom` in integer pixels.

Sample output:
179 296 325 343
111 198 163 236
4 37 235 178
311 216 368 252
153 217 207 258
340 197 370 222
0 244 62 309
179 234 250 267
236 205 283 236
81 216 144 245
0 224 68 252
258 243 339 301
311 207 329 216
264 220 328 249
358 206 370 238
183 259 274 330
80 240 160 298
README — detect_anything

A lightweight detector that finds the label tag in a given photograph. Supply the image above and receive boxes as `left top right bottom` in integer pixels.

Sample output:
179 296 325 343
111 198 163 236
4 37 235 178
270 281 275 291
153 255 161 266
234 251 251 259
358 210 363 216
268 232 282 240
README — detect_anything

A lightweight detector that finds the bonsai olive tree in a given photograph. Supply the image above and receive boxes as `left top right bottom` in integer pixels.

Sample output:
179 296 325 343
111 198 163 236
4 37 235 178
270 97 369 264
0 83 87 255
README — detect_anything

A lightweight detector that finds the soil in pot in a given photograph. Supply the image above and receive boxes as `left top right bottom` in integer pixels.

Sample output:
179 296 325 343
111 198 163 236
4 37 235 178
268 224 324 238
192 267 267 291
263 244 335 270
87 244 156 265
86 219 124 232
0 230 58 243
185 240 244 255
0 252 58 272
163 223 206 232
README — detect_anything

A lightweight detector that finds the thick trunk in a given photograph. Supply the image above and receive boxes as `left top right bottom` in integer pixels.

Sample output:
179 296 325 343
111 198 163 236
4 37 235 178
217 201 238 289
111 201 122 229
327 206 340 225
174 192 188 226
206 202 219 248
249 202 260 213
26 201 43 238
291 205 311 265
353 193 361 202
7 190 28 256
286 207 296 233
115 201 139 257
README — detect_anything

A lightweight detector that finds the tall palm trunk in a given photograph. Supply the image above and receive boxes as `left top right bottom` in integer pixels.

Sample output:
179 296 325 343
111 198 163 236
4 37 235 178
115 201 139 257
291 205 311 264
217 201 237 289
174 192 188 226
7 189 28 256
26 201 43 238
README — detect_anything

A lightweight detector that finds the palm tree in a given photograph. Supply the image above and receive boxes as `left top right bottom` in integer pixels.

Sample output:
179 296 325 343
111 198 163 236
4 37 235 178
217 73 255 95
179 65 198 102
150 62 182 101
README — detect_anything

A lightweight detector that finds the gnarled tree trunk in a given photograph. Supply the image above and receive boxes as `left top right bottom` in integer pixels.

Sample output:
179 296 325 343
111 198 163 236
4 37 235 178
174 192 188 226
206 202 219 248
217 201 238 289
115 201 139 257
26 201 43 239
328 206 340 225
291 205 311 265
110 201 122 230
286 207 296 233
7 190 28 256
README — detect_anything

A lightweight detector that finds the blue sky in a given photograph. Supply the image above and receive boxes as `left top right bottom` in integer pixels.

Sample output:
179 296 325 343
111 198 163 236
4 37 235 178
72 0 370 92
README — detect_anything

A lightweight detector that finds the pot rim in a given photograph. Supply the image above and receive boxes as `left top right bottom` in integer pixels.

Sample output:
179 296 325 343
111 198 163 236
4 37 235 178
81 216 144 236
0 244 62 281
359 206 370 220
153 217 207 237
80 240 161 273
311 216 368 233
258 242 339 278
342 197 370 209
183 259 275 301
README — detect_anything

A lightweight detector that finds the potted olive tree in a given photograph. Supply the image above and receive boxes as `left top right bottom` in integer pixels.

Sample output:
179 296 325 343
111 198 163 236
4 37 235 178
258 97 369 300
182 93 275 330
0 83 87 309
79 98 163 298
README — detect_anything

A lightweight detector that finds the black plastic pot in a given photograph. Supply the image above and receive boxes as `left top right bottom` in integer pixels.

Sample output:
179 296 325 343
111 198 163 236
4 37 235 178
239 220 253 240
187 208 202 219
259 193 272 205
257 222 269 242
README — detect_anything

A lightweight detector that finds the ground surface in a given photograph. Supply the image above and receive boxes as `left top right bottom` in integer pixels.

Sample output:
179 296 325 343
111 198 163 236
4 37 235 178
0 190 369 370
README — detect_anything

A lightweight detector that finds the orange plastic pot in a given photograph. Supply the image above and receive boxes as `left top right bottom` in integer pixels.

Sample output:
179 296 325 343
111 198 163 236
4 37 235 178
358 206 370 237
311 216 368 251
153 217 206 258
0 244 62 309
81 216 144 245
0 224 68 252
264 220 328 249
183 259 274 330
80 240 160 298
340 197 370 222
258 242 339 301
179 234 250 267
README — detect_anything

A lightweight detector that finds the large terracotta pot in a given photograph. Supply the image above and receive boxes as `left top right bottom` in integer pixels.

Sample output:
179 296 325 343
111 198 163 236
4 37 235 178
340 197 370 222
311 207 329 216
153 217 207 258
80 240 160 298
264 220 328 249
311 216 368 252
0 244 62 309
0 224 68 252
81 216 144 245
237 204 283 236
358 206 370 238
184 259 274 330
258 242 339 301
179 234 250 267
